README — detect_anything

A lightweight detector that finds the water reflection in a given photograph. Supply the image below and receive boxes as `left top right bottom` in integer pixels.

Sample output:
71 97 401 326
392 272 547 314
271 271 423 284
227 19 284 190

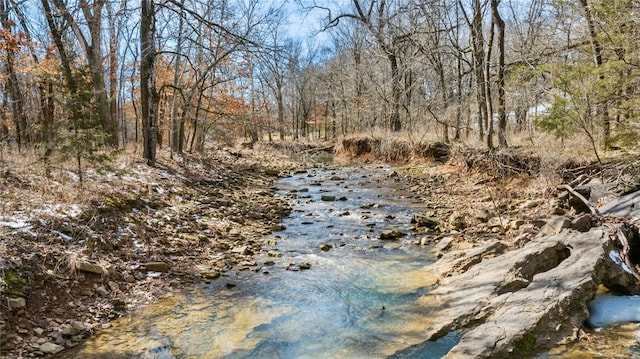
65 167 453 358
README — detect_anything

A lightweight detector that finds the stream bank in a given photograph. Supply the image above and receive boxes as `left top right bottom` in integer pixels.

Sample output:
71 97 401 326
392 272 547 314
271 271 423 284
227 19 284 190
4 139 640 357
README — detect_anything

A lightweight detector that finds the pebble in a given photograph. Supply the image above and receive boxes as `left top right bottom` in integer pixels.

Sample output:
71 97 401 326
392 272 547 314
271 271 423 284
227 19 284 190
71 320 85 331
95 286 109 296
39 342 65 354
319 243 333 251
108 281 120 292
33 328 44 336
8 297 26 310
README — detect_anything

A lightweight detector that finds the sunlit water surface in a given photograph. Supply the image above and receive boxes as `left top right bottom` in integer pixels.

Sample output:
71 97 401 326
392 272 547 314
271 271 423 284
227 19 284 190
57 166 640 358
63 166 458 359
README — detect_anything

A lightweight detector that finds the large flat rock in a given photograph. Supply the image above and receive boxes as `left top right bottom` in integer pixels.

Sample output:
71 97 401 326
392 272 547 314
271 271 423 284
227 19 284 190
408 227 640 358
600 190 640 221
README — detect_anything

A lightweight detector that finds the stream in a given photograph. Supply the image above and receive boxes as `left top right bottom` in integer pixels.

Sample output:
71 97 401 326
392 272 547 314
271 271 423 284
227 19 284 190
64 166 458 358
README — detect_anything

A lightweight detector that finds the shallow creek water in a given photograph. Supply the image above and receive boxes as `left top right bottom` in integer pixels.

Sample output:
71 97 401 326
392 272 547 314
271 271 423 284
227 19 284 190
64 166 458 358
60 166 640 358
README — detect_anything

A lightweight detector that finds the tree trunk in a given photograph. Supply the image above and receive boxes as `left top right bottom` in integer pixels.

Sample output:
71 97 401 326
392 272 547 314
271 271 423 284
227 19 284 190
578 0 610 150
170 0 185 155
485 20 495 150
493 0 507 149
277 87 285 140
108 3 119 148
389 53 402 132
1 0 28 150
470 0 487 142
141 0 159 166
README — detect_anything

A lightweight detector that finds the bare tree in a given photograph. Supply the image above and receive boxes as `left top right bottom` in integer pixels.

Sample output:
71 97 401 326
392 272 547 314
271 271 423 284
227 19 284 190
141 0 159 166
318 0 414 132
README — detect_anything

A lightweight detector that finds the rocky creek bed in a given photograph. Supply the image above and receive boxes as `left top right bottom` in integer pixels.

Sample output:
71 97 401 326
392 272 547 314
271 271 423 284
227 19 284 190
3 143 640 358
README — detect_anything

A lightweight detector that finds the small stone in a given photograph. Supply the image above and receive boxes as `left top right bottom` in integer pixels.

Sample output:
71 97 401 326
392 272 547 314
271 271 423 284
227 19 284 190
571 214 593 233
320 195 336 201
95 286 109 296
107 281 120 292
538 216 571 236
33 328 44 336
380 230 406 240
7 297 26 310
448 212 466 230
412 214 440 229
61 326 79 337
70 320 85 331
319 243 333 251
474 209 492 223
75 261 106 275
265 168 280 176
299 262 311 270
267 250 282 257
202 271 221 280
39 342 64 354
112 299 127 312
420 236 433 246
286 263 300 271
143 262 170 272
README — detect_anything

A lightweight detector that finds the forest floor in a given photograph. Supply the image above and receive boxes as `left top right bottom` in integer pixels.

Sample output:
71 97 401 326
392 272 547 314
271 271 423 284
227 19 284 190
1 138 639 357
0 144 306 357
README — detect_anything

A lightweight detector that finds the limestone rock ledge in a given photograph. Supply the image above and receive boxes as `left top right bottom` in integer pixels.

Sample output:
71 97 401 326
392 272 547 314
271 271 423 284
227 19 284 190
408 227 640 358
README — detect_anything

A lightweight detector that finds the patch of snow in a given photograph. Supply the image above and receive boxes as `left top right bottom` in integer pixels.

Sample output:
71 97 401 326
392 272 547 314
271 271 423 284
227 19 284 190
587 294 640 328
39 203 83 218
65 171 80 182
0 214 31 231
53 231 73 241
609 250 633 274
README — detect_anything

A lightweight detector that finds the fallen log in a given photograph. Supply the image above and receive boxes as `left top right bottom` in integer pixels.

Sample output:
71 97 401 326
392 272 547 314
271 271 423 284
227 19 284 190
395 227 640 358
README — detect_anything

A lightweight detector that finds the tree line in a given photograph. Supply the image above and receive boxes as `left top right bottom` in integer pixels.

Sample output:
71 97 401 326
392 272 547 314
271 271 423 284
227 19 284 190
0 0 638 171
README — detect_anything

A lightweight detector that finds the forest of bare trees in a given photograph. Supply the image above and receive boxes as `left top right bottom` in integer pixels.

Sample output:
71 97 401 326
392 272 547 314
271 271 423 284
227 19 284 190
0 0 638 167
